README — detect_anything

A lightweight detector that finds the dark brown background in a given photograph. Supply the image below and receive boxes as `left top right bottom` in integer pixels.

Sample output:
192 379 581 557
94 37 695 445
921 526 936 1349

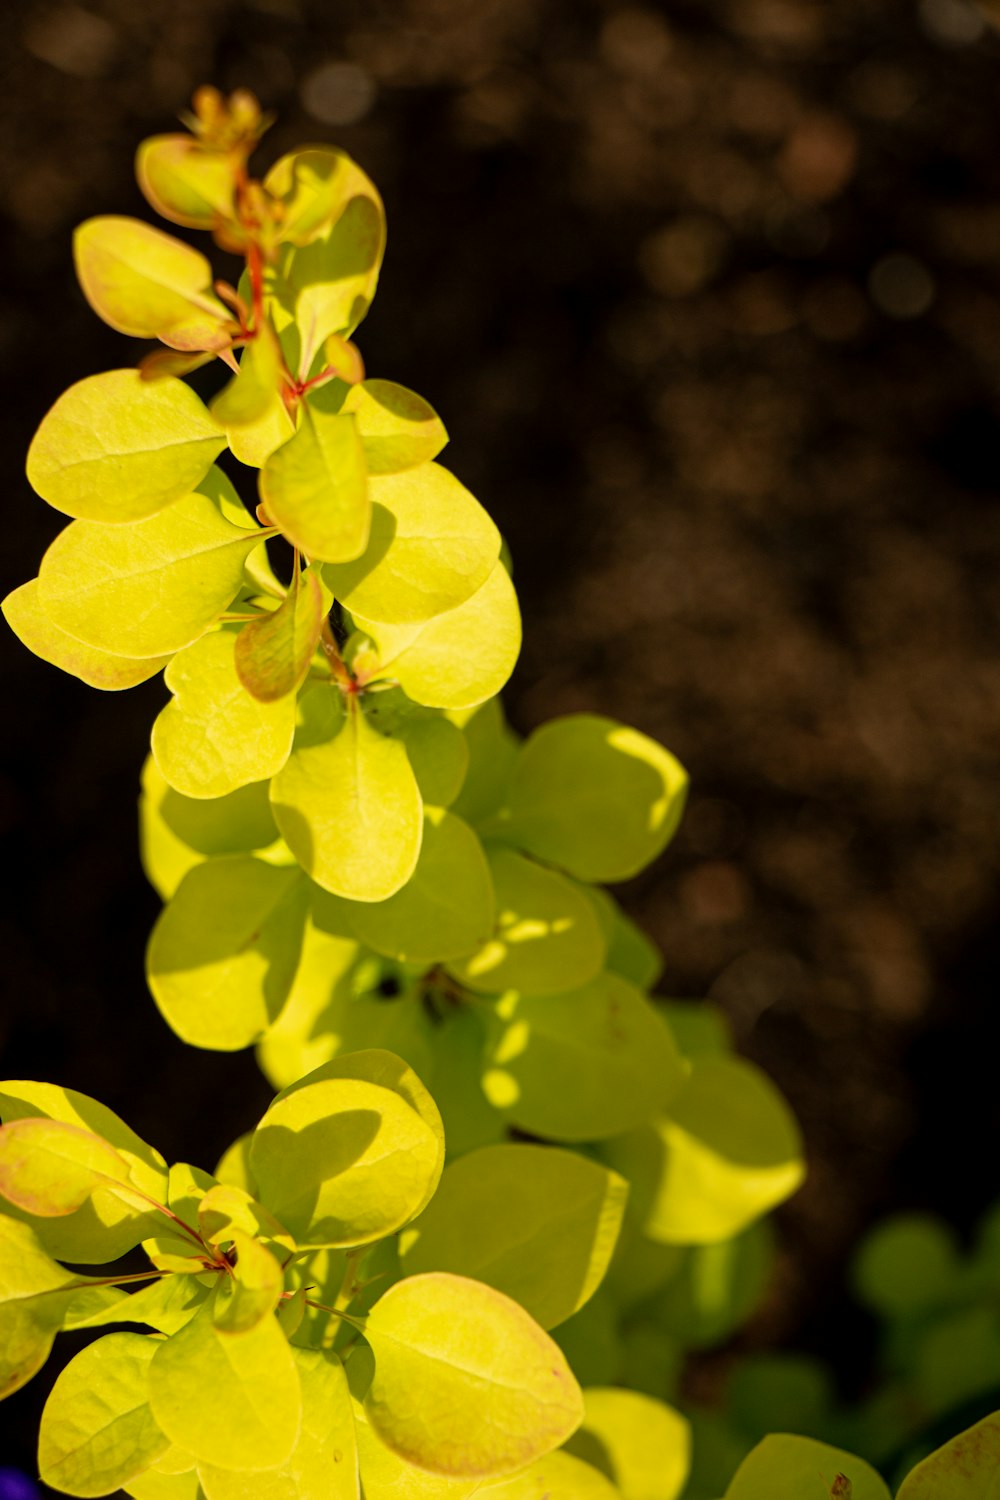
2 0 1000 1479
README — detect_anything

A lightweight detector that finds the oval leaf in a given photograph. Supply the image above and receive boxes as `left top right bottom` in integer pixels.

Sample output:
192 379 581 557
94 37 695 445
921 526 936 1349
478 1452 622 1499
26 369 225 523
0 1117 134 1217
0 1218 114 1399
259 404 370 562
723 1435 890 1500
137 135 237 230
565 1389 691 1500
343 379 448 474
234 568 324 702
363 1273 583 1479
3 579 171 691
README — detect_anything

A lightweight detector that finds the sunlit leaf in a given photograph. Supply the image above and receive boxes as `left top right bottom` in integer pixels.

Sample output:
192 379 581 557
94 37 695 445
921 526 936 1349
341 379 448 474
260 401 369 562
147 855 308 1050
26 369 225 523
211 321 284 429
151 629 296 797
212 1231 283 1335
137 135 237 230
38 489 273 659
69 1274 210 1336
362 1273 583 1478
254 915 363 1089
355 1405 478 1498
399 1143 627 1330
479 975 684 1143
723 1435 890 1500
353 561 520 710
477 1452 622 1499
234 567 324 702
323 463 499 624
0 1117 136 1217
270 687 423 902
39 1332 170 1496
2 579 171 691
565 1388 691 1500
148 1298 301 1470
74 216 231 351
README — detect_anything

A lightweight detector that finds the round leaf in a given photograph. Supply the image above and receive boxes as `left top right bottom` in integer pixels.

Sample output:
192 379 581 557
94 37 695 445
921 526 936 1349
565 1388 691 1500
342 379 448 474
259 404 369 562
723 1435 890 1500
2 579 172 690
852 1213 962 1320
0 1117 133 1218
137 135 237 230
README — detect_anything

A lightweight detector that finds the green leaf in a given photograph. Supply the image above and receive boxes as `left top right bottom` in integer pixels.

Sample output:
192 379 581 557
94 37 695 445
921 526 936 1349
148 1297 301 1470
323 463 500 624
603 1056 804 1244
197 1347 359 1499
347 809 494 964
492 715 689 882
249 1052 444 1248
74 216 231 351
479 974 684 1142
0 1218 113 1399
588 889 663 992
362 1272 583 1479
137 135 237 230
353 561 520 710
342 379 448 474
723 1435 890 1500
39 1332 170 1496
212 1232 283 1334
564 1388 691 1500
0 1116 136 1216
270 688 423 901
147 856 309 1050
267 147 379 248
234 567 324 702
416 1007 506 1160
38 489 273 659
260 403 369 562
0 1080 168 1262
399 1143 627 1330
26 369 225 523
896 1411 1000 1499
151 630 296 797
448 847 606 997
477 1452 623 1499
140 757 283 900
3 580 172 690
142 1163 219 1272
851 1213 962 1320
652 1221 774 1348
70 1274 210 1336
450 697 520 828
365 696 468 808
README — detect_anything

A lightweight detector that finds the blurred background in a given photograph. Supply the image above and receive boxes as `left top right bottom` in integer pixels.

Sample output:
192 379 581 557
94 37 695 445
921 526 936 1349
2 0 1000 1478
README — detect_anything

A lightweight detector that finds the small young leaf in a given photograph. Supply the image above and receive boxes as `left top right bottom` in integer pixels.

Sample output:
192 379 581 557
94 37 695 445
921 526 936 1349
211 321 284 429
197 1183 293 1257
362 1272 583 1479
270 688 423 902
234 567 324 702
38 489 273 659
723 1435 890 1500
342 379 448 474
346 809 494 965
0 1117 135 1217
353 561 520 711
323 463 500 624
448 847 606 997
137 135 237 230
148 1298 301 1470
26 370 225 524
74 216 231 350
2 580 172 691
38 1332 171 1496
564 1388 691 1500
399 1143 628 1331
479 975 684 1143
494 715 689 883
147 855 308 1051
212 1231 283 1334
151 630 296 798
259 403 369 562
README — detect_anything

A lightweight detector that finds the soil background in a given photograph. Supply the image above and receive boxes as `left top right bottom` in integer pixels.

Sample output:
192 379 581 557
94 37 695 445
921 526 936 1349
2 0 1000 1481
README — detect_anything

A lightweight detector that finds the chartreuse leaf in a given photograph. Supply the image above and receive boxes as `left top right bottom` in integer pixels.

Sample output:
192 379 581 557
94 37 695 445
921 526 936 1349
38 1332 170 1495
364 693 468 808
197 1347 359 1499
652 1222 774 1349
587 888 664 992
723 1435 890 1500
69 1274 210 1336
323 463 500 624
149 1297 301 1470
152 630 296 797
896 1410 1000 1498
603 1056 804 1245
212 1231 283 1334
419 1007 506 1160
477 1452 622 1498
0 1117 139 1216
38 490 273 659
479 974 684 1142
255 915 362 1089
137 135 236 229
26 369 225 523
234 567 324 702
147 855 308 1050
267 146 375 247
493 715 688 883
124 1471 203 1500
197 1183 293 1258
448 847 606 997
564 1389 690 1500
211 319 284 430
74 216 231 350
259 403 369 562
362 1272 583 1478
0 1080 168 1263
341 379 448 474
399 1144 627 1330
0 1218 114 1399
140 757 283 901
3 580 172 690
249 1052 444 1248
353 561 520 710
347 809 494 965
270 688 423 901
450 697 520 828
354 1404 478 1498
142 1163 218 1272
